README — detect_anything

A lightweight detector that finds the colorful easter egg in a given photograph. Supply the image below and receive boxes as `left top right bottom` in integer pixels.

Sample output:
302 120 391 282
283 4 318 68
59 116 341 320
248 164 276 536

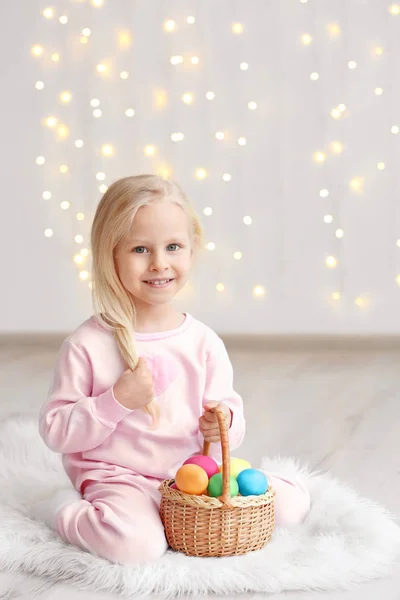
183 455 219 478
208 473 239 498
175 464 209 495
237 469 268 496
219 458 252 478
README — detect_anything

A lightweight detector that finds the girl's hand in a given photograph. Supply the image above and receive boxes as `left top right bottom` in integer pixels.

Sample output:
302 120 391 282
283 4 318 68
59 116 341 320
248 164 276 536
113 357 154 410
199 401 232 443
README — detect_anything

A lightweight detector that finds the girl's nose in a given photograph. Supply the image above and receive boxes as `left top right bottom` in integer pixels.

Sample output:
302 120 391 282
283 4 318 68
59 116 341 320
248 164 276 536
149 251 169 271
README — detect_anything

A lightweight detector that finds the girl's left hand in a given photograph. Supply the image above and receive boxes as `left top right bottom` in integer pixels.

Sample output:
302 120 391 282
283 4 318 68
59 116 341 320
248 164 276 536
199 401 231 443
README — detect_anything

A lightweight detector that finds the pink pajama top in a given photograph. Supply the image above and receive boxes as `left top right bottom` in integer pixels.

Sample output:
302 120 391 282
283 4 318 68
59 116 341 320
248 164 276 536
39 313 246 492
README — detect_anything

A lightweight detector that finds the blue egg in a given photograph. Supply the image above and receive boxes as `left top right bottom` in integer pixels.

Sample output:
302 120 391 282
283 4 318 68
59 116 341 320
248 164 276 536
237 469 269 496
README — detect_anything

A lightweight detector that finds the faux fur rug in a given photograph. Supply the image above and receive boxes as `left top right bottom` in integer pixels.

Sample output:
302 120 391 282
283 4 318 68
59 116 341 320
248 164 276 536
0 416 399 598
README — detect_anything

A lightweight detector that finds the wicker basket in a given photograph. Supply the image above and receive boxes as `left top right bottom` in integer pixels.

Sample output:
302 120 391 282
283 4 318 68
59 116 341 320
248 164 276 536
158 406 275 557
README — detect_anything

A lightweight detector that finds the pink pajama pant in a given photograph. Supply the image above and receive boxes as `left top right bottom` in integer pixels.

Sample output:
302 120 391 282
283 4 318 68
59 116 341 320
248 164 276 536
56 472 310 565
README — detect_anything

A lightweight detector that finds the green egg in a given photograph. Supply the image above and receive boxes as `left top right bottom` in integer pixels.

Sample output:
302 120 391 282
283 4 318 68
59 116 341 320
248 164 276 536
207 473 239 497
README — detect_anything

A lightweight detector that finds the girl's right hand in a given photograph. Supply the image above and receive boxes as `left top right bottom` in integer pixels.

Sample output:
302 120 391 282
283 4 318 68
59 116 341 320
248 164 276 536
112 357 154 410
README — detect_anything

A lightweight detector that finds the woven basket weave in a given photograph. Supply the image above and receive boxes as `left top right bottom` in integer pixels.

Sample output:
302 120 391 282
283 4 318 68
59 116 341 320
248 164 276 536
158 406 275 557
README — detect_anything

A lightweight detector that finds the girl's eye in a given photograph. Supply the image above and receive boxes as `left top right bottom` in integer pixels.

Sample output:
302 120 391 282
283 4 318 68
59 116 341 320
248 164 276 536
133 246 147 253
167 243 180 252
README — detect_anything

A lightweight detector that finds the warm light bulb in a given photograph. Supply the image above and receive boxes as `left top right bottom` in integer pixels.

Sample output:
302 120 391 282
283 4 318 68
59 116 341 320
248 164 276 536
92 0 103 6
389 4 400 15
253 285 265 297
233 251 243 260
125 109 135 117
42 191 52 200
377 162 386 170
36 156 45 165
222 173 232 182
216 283 225 292
75 234 84 244
102 144 115 157
51 53 60 62
238 137 247 146
120 71 129 79
156 165 172 179
396 275 400 286
171 132 184 142
75 139 84 148
35 81 44 90
206 242 216 251
396 239 400 248
60 201 70 210
45 116 58 128
191 56 199 65
240 62 249 70
332 292 341 301
248 101 257 109
57 125 69 138
96 172 106 181
74 254 84 265
182 93 194 104
196 168 207 179
59 15 68 24
60 165 69 173
320 189 329 198
375 87 384 96
44 229 53 238
348 61 357 69
331 108 341 119
215 132 225 140
164 19 176 32
93 109 102 118
375 46 384 56
301 34 313 45
99 184 108 193
187 16 195 24
43 7 54 19
96 64 107 74
80 36 88 44
313 151 326 163
144 145 156 157
355 296 366 307
330 141 344 154
310 72 319 80
324 215 333 224
336 229 344 238
232 23 244 34
76 213 85 221
170 55 183 65
32 45 44 57
81 248 89 257
79 270 89 281
90 98 100 107
206 91 215 100
391 125 400 134
118 31 131 48
243 215 252 225
327 23 341 37
326 256 337 268
350 177 364 192
82 28 91 36
203 207 213 216
59 91 72 103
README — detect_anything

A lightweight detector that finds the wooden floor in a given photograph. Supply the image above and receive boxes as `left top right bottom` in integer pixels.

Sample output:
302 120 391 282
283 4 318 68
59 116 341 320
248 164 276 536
0 339 399 599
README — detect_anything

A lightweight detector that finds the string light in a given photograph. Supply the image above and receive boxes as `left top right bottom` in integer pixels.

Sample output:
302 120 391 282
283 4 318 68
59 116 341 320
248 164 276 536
80 36 89 44
156 165 172 179
196 168 207 179
324 215 333 224
57 125 69 138
81 248 89 257
43 8 54 19
36 156 45 165
59 91 72 103
191 56 200 65
396 239 400 248
232 23 244 34
75 139 84 148
79 270 89 281
93 109 102 117
206 91 215 100
332 292 341 301
300 34 313 46
96 63 108 74
348 61 357 69
336 229 344 238
377 162 386 170
154 90 167 108
51 53 60 62
99 184 108 193
171 132 184 142
91 0 104 6
243 216 252 225
327 23 341 38
238 137 247 146
32 45 43 57
391 125 400 134
320 189 329 197
101 144 114 157
125 109 135 117
233 251 243 260
90 99 100 107
164 20 176 32
59 15 68 24
396 275 400 286
216 283 225 292
389 4 400 15
313 151 326 163
182 93 194 104
74 254 84 265
326 256 337 268
355 296 366 307
187 16 195 24
203 207 213 216
253 285 265 297
222 173 232 182
42 191 52 200
44 229 53 238
96 172 106 181
60 165 69 173
35 81 44 90
144 145 156 157
45 116 57 128
310 72 319 81
240 62 249 71
76 213 85 221
75 235 84 244
118 31 131 48
82 28 91 36
215 132 225 140
375 87 384 96
206 242 216 251
374 46 384 56
330 141 344 154
60 201 70 210
349 177 364 192
248 101 257 109
170 56 183 65
120 71 129 79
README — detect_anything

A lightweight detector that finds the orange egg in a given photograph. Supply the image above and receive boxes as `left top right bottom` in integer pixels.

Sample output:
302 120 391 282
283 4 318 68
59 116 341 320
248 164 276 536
175 464 209 495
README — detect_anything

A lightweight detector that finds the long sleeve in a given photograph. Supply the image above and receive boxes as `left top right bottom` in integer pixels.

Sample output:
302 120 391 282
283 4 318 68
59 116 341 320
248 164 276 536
39 340 133 454
198 334 246 459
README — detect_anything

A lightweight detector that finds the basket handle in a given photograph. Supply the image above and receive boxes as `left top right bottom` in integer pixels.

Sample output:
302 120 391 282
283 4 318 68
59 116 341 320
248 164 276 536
202 406 232 506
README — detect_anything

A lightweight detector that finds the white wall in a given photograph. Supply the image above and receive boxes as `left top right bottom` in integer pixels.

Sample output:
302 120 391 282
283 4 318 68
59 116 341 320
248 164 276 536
2 0 400 335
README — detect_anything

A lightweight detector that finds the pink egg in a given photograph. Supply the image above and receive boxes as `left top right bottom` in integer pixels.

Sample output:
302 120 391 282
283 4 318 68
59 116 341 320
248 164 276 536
170 483 178 489
183 455 219 478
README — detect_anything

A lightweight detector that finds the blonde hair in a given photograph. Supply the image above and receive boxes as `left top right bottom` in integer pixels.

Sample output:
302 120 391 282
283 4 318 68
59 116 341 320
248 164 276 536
90 174 203 424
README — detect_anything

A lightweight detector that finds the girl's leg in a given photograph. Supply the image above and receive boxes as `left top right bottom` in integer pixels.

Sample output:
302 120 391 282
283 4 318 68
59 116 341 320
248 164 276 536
265 471 311 527
56 479 167 564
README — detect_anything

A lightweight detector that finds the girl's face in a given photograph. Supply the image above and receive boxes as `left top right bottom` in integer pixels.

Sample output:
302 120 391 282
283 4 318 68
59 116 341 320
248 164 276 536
115 201 194 309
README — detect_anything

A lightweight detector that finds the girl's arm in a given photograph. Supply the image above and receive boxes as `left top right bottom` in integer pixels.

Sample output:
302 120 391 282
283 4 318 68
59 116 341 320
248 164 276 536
198 335 246 456
39 340 133 453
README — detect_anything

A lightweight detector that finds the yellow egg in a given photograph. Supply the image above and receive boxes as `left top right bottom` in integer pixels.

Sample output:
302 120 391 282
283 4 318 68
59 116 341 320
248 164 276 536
175 464 209 495
219 458 252 478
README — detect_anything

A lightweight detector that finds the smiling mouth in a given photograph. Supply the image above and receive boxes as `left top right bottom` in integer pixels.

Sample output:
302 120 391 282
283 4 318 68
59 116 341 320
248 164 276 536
143 278 175 287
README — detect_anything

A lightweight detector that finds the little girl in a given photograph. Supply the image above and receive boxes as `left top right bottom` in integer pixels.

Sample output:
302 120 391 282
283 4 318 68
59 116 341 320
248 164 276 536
34 174 310 564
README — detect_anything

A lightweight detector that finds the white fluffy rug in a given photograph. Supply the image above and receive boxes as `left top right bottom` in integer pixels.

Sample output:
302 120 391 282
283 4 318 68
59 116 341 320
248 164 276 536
0 416 399 598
